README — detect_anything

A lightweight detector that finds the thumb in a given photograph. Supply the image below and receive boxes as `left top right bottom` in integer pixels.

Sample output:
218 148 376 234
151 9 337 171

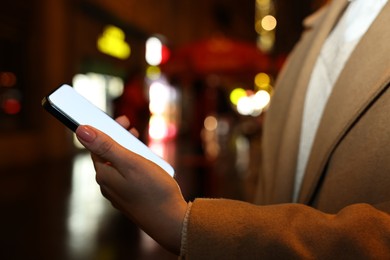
76 125 126 166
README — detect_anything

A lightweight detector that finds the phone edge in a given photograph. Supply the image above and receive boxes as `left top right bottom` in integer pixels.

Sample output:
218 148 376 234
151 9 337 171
42 95 79 132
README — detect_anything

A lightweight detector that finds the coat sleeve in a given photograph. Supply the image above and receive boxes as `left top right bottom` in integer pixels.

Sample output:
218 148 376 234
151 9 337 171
182 198 390 259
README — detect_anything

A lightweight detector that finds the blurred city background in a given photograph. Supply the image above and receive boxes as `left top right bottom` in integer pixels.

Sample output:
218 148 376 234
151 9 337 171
0 0 327 259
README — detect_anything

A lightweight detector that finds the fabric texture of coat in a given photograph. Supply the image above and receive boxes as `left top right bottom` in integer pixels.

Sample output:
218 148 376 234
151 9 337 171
183 0 390 258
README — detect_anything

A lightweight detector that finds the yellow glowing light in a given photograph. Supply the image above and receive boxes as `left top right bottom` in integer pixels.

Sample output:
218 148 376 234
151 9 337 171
146 66 161 80
258 32 275 52
256 0 271 7
261 15 277 31
230 88 247 106
254 73 270 89
255 20 263 34
97 25 130 60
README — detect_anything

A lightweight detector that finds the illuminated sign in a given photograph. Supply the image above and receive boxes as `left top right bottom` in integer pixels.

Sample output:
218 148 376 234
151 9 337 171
97 25 131 60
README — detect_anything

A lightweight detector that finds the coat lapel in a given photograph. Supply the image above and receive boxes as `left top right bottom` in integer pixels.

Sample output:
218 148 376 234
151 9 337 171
268 0 350 203
298 2 390 203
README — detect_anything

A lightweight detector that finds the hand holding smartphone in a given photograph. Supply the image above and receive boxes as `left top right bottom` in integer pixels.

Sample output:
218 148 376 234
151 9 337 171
42 84 175 177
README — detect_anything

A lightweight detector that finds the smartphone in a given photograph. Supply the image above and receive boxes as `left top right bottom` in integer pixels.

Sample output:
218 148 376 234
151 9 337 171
42 84 175 177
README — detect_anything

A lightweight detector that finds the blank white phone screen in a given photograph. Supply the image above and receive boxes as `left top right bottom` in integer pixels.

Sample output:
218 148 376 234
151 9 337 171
47 84 175 177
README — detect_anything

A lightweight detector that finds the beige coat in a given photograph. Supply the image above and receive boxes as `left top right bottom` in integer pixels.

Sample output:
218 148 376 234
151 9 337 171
184 0 390 258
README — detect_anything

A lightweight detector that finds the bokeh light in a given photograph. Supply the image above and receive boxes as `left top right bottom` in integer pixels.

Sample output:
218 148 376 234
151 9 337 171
230 86 271 117
255 0 275 52
230 88 247 105
253 90 271 109
148 114 168 140
97 25 130 60
261 15 277 31
2 98 21 115
254 72 270 89
146 37 163 66
237 96 253 116
204 116 218 131
256 0 271 8
149 81 170 114
0 72 17 87
146 66 162 80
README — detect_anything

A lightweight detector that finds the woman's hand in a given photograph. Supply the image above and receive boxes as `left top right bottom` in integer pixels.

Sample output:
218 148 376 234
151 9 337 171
75 116 187 255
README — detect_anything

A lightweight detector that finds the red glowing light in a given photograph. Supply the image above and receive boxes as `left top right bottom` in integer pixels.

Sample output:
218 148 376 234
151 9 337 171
160 45 171 65
2 98 21 115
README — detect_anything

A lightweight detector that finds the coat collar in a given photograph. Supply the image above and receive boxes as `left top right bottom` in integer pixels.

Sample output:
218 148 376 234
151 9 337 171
266 0 350 203
298 1 390 203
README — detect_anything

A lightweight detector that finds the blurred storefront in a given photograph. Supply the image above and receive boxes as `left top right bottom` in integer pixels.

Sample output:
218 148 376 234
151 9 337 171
0 0 261 167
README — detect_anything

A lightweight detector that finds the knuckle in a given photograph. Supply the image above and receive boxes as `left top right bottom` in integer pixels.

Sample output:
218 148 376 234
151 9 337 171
95 138 114 158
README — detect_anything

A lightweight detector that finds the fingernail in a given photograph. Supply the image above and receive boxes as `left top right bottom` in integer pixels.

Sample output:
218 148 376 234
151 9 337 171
76 125 96 142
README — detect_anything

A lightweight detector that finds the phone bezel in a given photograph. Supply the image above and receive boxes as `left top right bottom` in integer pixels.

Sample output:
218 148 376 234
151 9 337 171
42 96 79 131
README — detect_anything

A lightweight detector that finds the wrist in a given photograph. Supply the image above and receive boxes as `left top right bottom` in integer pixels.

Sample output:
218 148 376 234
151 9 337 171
180 202 193 257
163 198 188 255
138 196 188 255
